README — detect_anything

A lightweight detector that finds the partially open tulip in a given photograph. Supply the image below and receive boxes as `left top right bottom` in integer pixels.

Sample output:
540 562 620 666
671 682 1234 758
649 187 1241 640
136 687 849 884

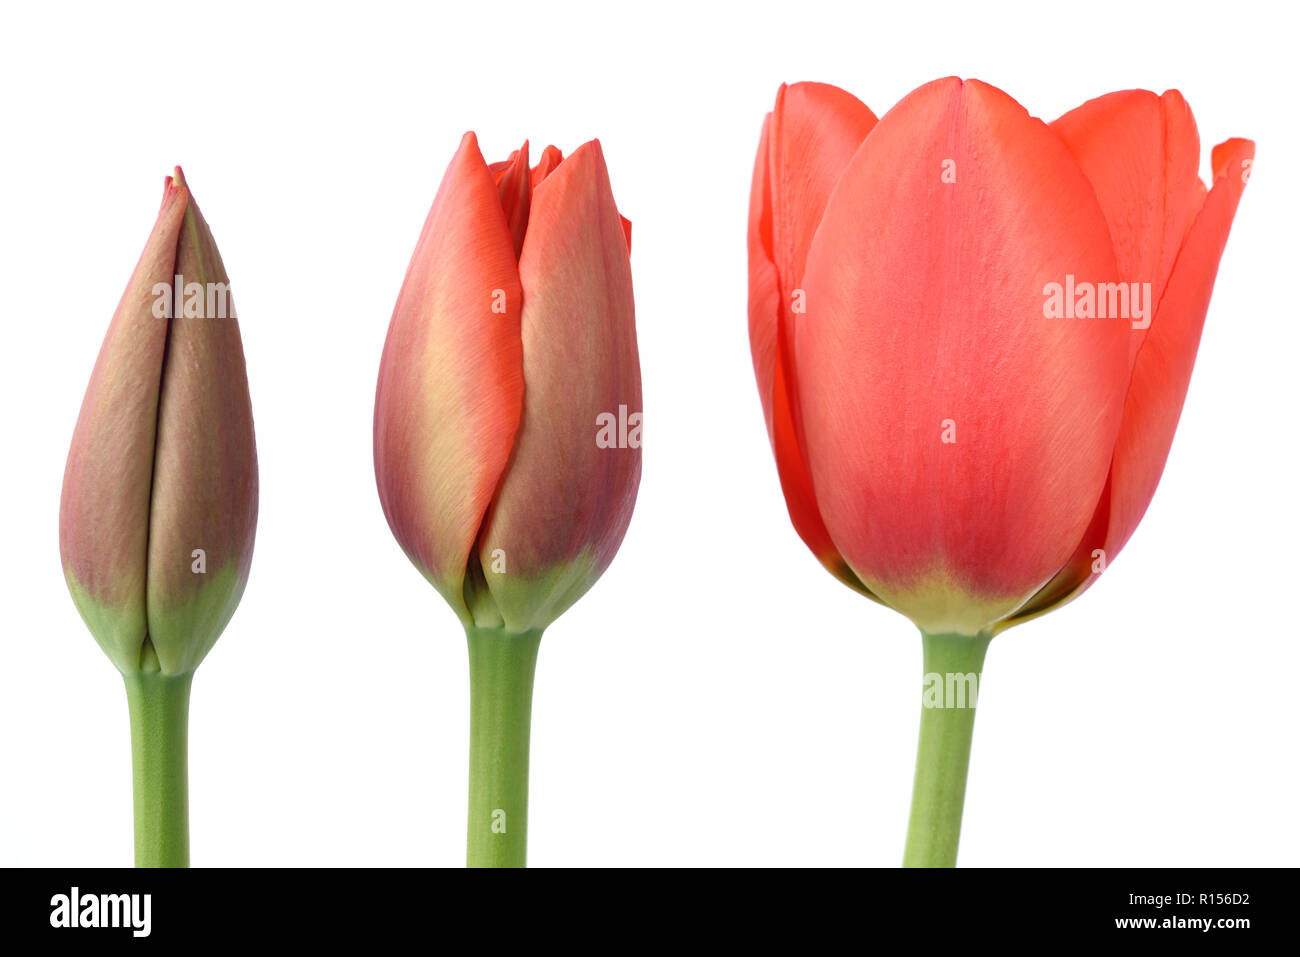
60 168 257 866
748 79 1251 865
374 133 640 867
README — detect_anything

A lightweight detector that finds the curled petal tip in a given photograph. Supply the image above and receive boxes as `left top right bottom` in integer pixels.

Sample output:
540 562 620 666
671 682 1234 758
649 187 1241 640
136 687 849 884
1212 137 1255 179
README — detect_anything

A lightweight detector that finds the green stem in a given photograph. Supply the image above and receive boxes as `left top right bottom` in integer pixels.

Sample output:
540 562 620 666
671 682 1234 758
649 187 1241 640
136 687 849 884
903 631 991 867
123 670 192 868
465 625 543 868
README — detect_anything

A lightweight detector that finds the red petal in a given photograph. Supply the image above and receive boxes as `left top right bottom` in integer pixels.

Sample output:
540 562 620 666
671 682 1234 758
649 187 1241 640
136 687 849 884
374 132 524 620
767 82 879 309
748 83 878 591
748 112 780 440
531 145 563 189
1052 90 1206 366
1000 137 1254 628
1103 138 1254 557
478 140 640 630
491 141 532 258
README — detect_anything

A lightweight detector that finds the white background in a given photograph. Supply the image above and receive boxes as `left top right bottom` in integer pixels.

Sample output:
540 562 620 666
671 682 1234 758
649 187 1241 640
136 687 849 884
1 0 1295 867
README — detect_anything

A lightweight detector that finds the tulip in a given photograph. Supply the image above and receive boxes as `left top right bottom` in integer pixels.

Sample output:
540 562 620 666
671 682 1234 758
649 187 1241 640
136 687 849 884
748 79 1252 865
374 133 640 867
60 168 258 867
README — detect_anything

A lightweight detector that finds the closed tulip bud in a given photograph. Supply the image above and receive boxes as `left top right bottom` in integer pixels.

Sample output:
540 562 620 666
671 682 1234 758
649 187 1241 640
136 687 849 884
748 79 1251 866
375 133 641 866
60 168 258 866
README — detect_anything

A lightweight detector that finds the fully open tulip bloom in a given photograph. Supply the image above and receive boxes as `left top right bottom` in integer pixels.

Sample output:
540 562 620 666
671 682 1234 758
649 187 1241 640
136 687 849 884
748 79 1252 865
375 133 640 867
60 168 257 867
